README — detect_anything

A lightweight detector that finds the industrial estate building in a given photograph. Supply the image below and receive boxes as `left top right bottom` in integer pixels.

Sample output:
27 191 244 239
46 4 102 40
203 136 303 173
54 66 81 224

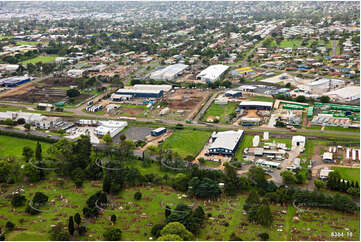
196 64 229 82
239 101 273 110
0 76 30 87
150 64 188 80
325 86 360 102
151 127 167 136
207 130 244 156
112 84 172 99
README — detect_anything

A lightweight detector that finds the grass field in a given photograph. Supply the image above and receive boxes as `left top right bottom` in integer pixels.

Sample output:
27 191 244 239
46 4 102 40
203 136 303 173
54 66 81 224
331 167 360 182
21 56 59 65
247 96 274 102
325 126 360 133
201 102 238 124
16 41 49 46
161 129 211 158
234 135 253 162
1 179 359 241
0 135 51 158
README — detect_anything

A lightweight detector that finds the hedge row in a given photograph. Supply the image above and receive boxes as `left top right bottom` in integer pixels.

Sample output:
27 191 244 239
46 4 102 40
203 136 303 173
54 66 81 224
0 129 58 143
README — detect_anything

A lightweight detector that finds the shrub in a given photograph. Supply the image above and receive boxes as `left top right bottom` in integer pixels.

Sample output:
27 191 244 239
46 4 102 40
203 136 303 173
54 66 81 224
134 191 142 200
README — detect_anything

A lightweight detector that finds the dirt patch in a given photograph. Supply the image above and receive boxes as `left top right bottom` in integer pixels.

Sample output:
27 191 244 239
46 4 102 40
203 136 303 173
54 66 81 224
244 109 260 118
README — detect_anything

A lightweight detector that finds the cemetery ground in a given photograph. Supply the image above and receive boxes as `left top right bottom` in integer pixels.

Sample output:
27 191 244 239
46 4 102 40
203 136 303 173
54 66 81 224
0 177 359 241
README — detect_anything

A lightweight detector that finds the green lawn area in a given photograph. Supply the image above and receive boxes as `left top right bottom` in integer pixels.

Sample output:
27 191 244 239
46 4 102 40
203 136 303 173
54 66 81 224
201 102 238 124
0 135 51 158
0 105 28 112
325 126 360 133
161 129 211 158
16 41 49 46
332 167 360 183
299 139 327 161
234 135 253 162
21 56 59 65
247 96 274 102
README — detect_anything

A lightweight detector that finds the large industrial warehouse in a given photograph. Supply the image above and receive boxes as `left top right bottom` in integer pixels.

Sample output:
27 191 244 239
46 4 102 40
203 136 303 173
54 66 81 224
325 86 360 102
207 130 244 156
196 64 229 82
0 76 30 87
149 64 188 81
239 101 273 110
113 84 172 99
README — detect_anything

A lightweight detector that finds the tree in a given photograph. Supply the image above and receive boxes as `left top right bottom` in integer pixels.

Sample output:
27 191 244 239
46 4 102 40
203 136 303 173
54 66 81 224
280 170 297 185
172 173 189 192
103 133 112 145
111 214 117 224
49 222 70 241
159 222 193 241
258 232 269 241
243 190 260 212
5 221 15 231
35 142 42 161
74 213 81 228
320 96 330 103
151 224 165 238
2 118 14 126
188 177 221 200
224 163 249 196
295 95 306 102
0 161 12 183
11 194 26 207
134 191 142 200
256 199 273 227
32 192 48 206
314 179 326 190
22 146 34 162
66 89 80 97
103 228 122 241
68 216 75 236
157 234 183 241
23 163 45 182
248 166 268 190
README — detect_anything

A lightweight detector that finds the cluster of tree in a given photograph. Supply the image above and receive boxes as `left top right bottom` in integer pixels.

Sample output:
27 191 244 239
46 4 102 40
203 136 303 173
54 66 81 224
152 203 205 240
82 191 107 218
244 191 273 227
326 171 360 197
67 213 86 237
1 50 38 64
280 168 310 185
25 192 48 215
265 186 358 214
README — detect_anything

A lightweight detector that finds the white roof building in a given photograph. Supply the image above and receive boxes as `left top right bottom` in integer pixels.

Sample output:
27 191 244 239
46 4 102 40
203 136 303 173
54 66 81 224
208 130 244 155
67 69 84 77
95 120 128 138
133 84 173 92
239 101 273 109
150 64 188 81
325 86 360 102
292 136 306 148
196 64 229 82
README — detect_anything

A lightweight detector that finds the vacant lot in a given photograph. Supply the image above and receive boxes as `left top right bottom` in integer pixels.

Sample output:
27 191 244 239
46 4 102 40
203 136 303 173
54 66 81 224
161 129 211 158
247 96 274 102
21 56 59 65
201 102 238 124
234 135 253 162
0 135 51 158
332 167 360 182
